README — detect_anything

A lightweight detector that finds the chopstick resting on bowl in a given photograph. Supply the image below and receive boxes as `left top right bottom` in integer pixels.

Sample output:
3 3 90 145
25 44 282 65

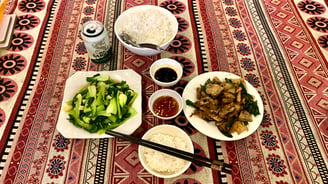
106 130 233 175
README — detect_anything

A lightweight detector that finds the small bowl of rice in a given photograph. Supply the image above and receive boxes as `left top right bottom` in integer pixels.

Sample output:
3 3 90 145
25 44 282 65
114 5 178 56
138 124 194 178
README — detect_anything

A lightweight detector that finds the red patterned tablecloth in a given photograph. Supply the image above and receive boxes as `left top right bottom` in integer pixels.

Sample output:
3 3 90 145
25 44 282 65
0 0 327 183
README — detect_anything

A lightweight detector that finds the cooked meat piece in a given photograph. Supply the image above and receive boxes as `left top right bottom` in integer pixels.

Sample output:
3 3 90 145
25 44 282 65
208 113 223 122
205 83 223 98
196 87 207 99
241 97 246 104
194 101 210 112
226 87 236 94
196 87 202 99
236 91 241 103
233 104 242 112
229 120 248 134
239 110 253 122
212 76 221 83
199 96 211 105
191 109 207 119
219 103 236 117
199 106 210 112
223 82 234 90
217 122 227 132
199 97 218 110
223 92 235 99
231 78 244 85
222 98 234 103
228 110 239 118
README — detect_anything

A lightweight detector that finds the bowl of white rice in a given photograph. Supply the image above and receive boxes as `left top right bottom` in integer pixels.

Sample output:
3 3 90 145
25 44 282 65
114 5 178 56
138 124 194 178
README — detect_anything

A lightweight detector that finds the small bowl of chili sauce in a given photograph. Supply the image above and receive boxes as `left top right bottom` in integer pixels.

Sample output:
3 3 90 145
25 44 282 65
148 89 183 120
150 58 183 87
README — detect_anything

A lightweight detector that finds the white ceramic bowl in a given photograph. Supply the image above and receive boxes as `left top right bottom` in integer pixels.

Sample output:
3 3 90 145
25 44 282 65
138 124 194 178
150 58 183 87
114 5 178 56
148 89 183 120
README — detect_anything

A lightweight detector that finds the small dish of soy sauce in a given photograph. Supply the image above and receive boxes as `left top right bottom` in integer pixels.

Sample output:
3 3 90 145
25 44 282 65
150 58 183 87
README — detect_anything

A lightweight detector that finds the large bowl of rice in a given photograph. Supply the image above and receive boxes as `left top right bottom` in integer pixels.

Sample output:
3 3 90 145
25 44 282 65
114 5 178 56
138 124 194 178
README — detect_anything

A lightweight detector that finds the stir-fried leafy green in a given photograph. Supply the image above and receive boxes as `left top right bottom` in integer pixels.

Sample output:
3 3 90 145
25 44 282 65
64 74 138 134
240 83 260 116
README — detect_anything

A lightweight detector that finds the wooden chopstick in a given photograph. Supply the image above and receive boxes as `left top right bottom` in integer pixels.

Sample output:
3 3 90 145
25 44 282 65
106 130 233 175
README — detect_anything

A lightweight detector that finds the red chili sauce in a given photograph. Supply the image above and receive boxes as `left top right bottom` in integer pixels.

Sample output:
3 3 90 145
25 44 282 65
152 96 179 117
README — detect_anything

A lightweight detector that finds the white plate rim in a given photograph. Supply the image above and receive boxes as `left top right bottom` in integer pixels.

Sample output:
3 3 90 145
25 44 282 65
182 71 264 141
56 69 142 139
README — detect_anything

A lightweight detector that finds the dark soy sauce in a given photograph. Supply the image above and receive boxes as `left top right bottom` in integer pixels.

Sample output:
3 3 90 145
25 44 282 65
154 67 177 82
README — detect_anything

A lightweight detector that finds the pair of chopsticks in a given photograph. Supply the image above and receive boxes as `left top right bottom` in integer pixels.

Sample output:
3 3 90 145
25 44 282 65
106 130 233 175
0 0 7 23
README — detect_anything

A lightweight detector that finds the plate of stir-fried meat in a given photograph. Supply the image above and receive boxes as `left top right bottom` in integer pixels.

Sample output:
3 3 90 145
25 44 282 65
182 72 264 141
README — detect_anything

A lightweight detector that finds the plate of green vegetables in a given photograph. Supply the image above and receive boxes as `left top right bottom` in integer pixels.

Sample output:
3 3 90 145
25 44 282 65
56 70 142 139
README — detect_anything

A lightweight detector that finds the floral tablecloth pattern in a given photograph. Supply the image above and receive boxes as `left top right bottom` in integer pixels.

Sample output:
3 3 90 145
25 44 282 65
0 0 327 183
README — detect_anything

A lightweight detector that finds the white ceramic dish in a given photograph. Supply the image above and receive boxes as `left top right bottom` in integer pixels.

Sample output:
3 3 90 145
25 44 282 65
114 5 178 56
182 71 264 141
150 58 183 87
138 124 193 178
56 70 142 139
148 89 183 120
